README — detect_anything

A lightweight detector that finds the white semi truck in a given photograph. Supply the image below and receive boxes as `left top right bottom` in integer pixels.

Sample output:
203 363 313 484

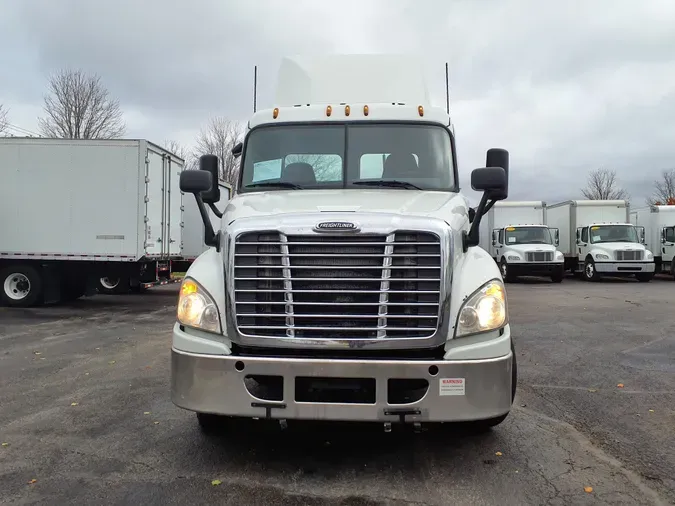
0 138 186 306
630 205 675 279
172 54 516 434
479 201 564 283
546 199 655 282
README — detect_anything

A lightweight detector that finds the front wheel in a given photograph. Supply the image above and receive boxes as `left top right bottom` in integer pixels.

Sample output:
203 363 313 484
551 268 564 283
583 258 601 281
499 259 515 283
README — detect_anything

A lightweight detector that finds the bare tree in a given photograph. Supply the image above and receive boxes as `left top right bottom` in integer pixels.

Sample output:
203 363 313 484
194 117 244 188
647 168 675 205
0 104 8 135
285 154 342 181
581 168 629 201
37 69 125 139
163 140 196 170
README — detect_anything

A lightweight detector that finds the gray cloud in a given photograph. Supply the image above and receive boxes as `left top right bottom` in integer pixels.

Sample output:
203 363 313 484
2 0 675 206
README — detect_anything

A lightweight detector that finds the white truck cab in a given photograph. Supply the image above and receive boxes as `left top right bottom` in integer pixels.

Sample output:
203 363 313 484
547 200 655 282
480 201 564 283
172 55 516 434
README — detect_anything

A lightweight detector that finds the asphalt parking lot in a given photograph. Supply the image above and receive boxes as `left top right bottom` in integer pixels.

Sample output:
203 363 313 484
1 276 673 505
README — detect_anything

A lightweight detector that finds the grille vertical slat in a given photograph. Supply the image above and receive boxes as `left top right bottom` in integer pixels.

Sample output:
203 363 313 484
233 231 441 339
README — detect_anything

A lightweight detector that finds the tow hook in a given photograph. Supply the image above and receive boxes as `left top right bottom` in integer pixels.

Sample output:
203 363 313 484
383 422 392 433
413 422 422 433
279 419 288 430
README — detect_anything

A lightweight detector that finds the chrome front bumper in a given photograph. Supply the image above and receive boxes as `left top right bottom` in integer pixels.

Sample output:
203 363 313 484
171 347 514 423
595 261 655 273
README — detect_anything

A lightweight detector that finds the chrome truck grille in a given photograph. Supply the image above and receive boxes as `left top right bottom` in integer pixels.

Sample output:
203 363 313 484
233 231 442 339
615 250 643 261
526 251 554 262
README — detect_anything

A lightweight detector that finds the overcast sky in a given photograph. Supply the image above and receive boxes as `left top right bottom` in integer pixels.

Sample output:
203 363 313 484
2 0 674 205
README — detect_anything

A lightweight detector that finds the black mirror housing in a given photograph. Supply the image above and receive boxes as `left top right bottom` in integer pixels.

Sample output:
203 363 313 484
180 170 212 194
486 148 509 200
199 154 221 204
232 142 243 158
471 167 507 197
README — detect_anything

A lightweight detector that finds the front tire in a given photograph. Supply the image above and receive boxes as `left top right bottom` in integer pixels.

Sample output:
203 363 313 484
551 268 564 283
583 258 601 281
500 259 515 283
0 265 43 307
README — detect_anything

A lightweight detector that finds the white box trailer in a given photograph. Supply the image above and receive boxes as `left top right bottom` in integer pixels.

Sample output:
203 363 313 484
478 201 564 282
0 137 185 306
546 200 655 281
174 180 232 272
630 205 675 279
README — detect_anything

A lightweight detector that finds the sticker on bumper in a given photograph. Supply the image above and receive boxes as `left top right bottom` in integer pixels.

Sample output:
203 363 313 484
439 378 465 396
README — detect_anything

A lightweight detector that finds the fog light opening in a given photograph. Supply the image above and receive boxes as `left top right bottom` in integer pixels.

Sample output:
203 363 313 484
235 361 245 372
428 365 439 376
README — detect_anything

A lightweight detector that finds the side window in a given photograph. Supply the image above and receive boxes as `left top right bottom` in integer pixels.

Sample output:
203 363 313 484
359 153 419 179
252 159 282 183
666 227 675 243
581 227 589 243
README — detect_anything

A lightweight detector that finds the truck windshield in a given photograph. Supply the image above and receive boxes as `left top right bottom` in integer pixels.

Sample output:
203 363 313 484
589 225 639 243
504 226 552 245
239 123 456 192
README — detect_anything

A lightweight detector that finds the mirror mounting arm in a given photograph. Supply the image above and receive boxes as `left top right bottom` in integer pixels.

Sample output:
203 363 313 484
195 194 220 251
463 192 492 252
208 202 223 219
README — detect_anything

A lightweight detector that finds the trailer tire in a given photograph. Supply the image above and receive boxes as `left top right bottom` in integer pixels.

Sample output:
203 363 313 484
0 264 43 307
98 276 129 294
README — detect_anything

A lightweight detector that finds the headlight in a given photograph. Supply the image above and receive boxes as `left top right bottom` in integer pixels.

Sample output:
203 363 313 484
507 255 521 261
645 251 653 259
455 279 508 338
555 251 564 260
177 277 221 333
595 253 610 260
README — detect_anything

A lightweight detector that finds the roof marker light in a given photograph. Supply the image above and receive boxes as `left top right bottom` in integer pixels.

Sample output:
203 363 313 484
345 105 350 116
273 108 279 119
326 105 332 117
418 105 424 117
363 105 369 116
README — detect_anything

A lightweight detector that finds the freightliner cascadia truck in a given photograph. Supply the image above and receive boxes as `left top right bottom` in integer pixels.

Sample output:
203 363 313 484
172 55 515 434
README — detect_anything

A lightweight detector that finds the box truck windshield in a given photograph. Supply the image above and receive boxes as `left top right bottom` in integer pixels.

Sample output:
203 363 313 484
589 225 638 244
504 226 553 245
240 123 456 192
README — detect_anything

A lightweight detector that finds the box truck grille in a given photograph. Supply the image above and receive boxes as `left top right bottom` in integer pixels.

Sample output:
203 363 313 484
615 250 643 261
526 251 554 262
233 231 442 339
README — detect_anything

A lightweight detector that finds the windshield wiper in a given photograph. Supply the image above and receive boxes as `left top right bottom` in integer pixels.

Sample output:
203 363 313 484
352 180 421 190
244 181 304 190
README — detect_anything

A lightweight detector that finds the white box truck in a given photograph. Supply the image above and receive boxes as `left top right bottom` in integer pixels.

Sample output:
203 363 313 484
479 201 564 283
546 199 655 282
172 54 517 434
172 180 232 274
0 137 184 306
630 205 675 279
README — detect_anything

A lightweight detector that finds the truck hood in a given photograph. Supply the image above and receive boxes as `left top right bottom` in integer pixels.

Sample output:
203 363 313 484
221 189 467 222
503 244 558 254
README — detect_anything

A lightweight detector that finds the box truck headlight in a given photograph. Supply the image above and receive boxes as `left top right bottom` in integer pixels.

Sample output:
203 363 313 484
455 279 508 337
645 251 653 260
594 253 610 260
507 255 521 261
177 278 221 333
555 251 564 260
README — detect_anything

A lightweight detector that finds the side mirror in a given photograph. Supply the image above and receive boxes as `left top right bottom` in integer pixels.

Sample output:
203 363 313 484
551 228 560 246
232 142 243 159
470 167 507 196
180 170 212 194
485 148 509 200
468 207 476 223
661 228 667 244
199 155 221 204
636 226 645 244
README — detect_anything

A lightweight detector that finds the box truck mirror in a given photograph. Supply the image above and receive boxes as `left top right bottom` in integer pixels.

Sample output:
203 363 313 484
232 142 243 159
199 155 221 205
661 228 667 243
551 228 560 246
